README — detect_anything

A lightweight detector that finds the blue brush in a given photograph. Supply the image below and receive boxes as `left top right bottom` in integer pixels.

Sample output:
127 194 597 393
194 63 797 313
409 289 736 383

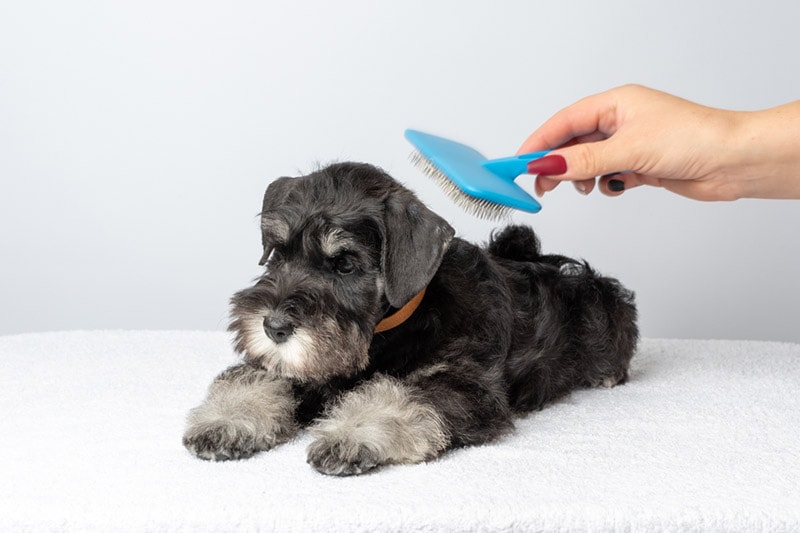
405 129 549 220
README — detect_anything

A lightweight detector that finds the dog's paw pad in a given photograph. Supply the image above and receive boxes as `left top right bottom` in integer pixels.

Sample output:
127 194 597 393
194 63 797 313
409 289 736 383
183 421 267 461
306 439 383 476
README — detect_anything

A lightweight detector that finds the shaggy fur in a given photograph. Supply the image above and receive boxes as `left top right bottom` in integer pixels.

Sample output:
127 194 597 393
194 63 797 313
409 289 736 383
183 162 639 475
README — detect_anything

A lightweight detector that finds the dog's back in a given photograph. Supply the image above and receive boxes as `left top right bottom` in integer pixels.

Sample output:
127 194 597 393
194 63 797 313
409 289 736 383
487 225 639 413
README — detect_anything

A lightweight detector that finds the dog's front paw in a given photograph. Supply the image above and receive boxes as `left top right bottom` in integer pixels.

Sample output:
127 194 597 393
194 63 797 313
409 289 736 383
183 364 299 461
306 376 450 476
307 437 383 476
183 419 274 461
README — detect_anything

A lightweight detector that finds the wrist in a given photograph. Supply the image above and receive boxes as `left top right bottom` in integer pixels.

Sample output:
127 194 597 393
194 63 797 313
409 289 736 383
727 103 800 199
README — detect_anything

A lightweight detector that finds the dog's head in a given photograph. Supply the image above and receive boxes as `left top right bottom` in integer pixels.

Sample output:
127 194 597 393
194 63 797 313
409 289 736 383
229 162 454 383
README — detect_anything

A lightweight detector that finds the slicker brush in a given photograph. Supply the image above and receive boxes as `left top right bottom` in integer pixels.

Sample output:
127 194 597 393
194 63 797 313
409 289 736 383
405 129 550 221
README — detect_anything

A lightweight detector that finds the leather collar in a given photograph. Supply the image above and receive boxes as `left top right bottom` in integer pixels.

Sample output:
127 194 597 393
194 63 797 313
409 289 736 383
374 288 427 333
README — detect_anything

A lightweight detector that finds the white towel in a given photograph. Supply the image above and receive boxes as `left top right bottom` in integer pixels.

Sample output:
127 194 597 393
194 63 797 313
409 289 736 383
1 331 799 532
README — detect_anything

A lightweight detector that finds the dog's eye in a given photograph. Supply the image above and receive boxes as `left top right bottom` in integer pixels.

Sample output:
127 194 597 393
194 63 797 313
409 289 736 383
332 255 355 275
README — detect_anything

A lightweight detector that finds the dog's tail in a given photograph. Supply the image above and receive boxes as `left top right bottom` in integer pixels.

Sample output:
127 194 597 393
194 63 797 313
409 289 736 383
488 225 541 261
488 225 577 267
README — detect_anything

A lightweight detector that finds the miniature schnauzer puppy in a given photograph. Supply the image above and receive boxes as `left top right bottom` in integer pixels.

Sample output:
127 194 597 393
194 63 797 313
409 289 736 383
183 162 638 475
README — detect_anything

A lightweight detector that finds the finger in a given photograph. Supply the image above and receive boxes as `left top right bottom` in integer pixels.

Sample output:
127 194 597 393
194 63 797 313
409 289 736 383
568 130 609 146
534 175 560 196
536 135 637 182
596 173 720 201
598 173 626 196
573 178 596 195
659 179 721 201
535 176 596 196
597 173 652 196
517 90 621 154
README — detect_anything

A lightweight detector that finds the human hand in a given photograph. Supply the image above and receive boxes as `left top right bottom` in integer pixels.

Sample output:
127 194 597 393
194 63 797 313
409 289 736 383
518 84 800 201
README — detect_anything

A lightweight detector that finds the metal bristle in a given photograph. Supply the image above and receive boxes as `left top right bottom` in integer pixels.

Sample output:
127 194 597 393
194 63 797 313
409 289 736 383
409 151 511 221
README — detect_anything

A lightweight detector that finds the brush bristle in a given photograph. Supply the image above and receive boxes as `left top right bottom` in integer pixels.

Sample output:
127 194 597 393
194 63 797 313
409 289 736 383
409 151 511 221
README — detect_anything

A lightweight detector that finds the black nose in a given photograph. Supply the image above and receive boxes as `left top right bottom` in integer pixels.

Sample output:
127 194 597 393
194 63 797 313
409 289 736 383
263 316 295 344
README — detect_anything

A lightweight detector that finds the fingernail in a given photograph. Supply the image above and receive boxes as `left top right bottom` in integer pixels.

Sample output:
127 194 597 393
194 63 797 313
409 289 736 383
526 155 567 176
608 179 625 192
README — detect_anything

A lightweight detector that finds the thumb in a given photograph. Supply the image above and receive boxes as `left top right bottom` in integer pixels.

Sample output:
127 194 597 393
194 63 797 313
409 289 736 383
530 138 633 181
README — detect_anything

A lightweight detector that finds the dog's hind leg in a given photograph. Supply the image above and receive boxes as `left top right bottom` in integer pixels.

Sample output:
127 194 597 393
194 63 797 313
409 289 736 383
408 362 514 447
183 364 299 461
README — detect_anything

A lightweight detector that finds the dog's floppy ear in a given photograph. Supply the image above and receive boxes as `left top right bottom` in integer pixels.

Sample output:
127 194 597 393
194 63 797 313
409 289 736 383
258 177 295 266
381 191 455 308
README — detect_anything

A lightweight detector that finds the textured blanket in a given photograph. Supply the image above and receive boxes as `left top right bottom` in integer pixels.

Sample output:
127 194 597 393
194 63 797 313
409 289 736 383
1 331 799 531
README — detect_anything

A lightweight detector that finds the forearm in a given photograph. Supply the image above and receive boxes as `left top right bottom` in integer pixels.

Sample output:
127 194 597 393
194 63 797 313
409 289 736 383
727 101 800 199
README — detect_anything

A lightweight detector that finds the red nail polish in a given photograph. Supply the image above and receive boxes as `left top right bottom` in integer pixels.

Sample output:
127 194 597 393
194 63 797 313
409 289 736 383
526 155 567 176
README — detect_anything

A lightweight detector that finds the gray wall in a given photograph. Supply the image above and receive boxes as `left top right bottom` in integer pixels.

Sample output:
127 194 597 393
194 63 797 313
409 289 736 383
2 0 798 341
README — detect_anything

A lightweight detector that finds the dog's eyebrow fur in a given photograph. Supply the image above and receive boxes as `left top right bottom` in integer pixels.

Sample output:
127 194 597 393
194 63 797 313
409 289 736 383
320 228 357 257
261 213 290 245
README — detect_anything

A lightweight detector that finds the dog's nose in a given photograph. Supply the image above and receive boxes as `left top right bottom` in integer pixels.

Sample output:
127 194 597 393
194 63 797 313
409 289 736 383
263 316 295 344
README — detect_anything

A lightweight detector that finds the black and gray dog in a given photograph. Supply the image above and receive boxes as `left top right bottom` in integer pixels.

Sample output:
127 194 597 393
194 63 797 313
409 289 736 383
183 162 638 476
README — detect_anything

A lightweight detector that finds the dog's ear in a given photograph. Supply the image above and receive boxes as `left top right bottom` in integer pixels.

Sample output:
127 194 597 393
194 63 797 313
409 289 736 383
381 191 454 308
258 177 295 266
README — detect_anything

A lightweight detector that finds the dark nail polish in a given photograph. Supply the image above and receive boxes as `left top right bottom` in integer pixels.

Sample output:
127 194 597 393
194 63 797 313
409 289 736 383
608 179 625 192
526 155 567 176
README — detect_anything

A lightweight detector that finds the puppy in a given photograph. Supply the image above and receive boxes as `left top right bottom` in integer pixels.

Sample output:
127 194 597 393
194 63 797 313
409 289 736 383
183 162 638 475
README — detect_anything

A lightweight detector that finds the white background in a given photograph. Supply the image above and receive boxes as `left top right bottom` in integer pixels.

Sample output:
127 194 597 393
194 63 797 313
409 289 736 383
2 0 798 341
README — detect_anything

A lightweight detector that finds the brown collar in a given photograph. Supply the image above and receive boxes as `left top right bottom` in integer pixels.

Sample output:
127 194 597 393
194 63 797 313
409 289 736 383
374 288 427 333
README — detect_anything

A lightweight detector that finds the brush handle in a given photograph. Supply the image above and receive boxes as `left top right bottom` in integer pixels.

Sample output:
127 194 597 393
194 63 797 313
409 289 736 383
481 152 551 181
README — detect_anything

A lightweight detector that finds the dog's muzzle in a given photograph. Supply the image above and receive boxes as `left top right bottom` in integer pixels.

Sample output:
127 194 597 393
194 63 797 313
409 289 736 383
263 316 295 344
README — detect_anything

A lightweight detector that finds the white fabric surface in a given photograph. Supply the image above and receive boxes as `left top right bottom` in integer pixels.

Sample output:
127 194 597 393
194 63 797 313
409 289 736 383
1 331 798 532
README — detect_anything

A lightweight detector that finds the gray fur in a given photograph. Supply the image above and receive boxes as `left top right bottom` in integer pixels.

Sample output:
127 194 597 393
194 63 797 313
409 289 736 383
307 375 448 475
183 364 298 460
183 162 639 475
